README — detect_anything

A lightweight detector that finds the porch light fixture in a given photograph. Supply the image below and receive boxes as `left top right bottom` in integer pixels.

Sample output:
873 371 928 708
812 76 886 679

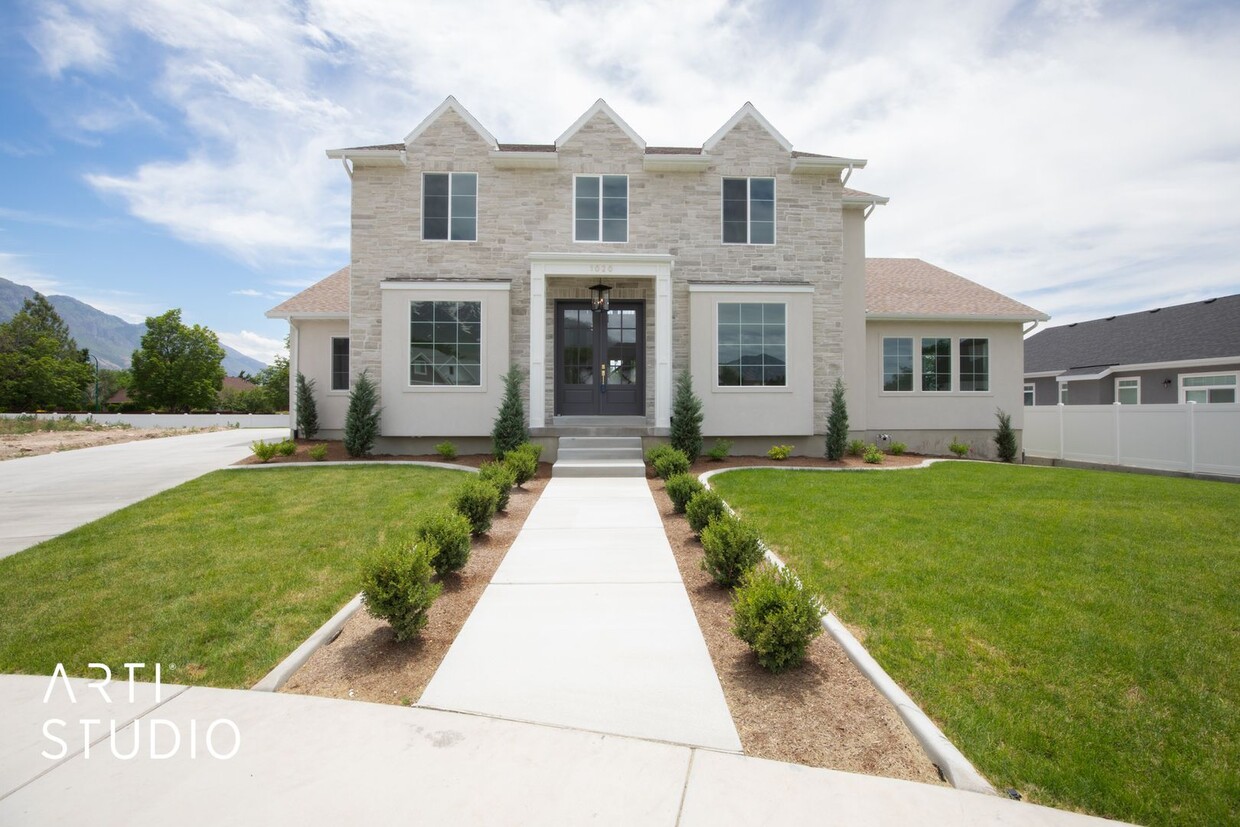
589 282 612 313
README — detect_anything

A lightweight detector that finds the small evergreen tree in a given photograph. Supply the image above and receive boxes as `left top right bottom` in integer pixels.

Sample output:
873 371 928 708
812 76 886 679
491 364 528 458
825 377 849 460
344 369 380 457
295 372 319 439
994 408 1018 463
670 369 703 463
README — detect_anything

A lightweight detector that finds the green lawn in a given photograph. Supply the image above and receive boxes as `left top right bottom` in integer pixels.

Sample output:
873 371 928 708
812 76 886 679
710 464 1239 826
0 466 464 688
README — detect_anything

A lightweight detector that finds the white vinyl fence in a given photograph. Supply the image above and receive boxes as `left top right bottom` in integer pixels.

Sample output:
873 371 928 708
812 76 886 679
0 412 289 429
1023 403 1240 478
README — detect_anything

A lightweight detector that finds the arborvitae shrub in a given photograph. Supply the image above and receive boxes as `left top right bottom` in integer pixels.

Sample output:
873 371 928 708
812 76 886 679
685 488 727 535
825 377 849 461
700 513 764 587
670 369 703 462
359 538 442 642
665 473 705 513
504 445 538 487
491 365 529 458
732 564 823 673
414 509 472 576
452 477 499 535
653 448 690 480
295 373 319 439
477 461 517 511
994 408 1017 463
344 369 381 457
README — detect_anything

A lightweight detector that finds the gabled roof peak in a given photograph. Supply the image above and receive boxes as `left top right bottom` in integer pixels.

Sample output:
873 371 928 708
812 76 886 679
404 95 498 149
556 98 646 150
703 101 793 153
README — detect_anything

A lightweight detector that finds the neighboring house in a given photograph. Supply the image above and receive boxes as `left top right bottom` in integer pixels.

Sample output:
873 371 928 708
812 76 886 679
268 96 1046 457
1024 294 1240 406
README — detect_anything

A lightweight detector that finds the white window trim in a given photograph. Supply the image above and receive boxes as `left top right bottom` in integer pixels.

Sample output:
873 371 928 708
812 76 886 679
720 176 776 246
572 174 628 244
1178 370 1238 404
405 299 488 393
1115 376 1140 405
1024 383 1036 406
1059 383 1069 404
713 300 791 393
421 171 478 242
329 336 350 393
877 336 993 396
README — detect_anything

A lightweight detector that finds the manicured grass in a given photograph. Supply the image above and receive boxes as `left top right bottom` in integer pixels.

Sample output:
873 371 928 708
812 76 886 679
710 464 1239 826
0 466 464 688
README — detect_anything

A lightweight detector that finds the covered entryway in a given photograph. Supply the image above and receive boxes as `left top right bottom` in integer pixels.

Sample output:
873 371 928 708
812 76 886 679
554 300 644 416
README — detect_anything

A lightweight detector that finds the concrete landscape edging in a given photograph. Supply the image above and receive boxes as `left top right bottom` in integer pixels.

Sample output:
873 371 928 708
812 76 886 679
252 595 365 692
223 460 481 472
698 462 999 797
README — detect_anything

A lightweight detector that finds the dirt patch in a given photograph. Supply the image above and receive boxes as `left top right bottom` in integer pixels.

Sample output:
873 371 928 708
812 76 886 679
0 426 231 461
279 472 548 705
648 478 945 785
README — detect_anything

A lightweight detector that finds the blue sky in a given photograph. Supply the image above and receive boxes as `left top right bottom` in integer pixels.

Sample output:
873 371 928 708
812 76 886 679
1 0 1238 366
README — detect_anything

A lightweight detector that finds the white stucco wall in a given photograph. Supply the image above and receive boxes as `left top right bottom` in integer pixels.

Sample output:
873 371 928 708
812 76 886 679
840 209 868 430
294 319 350 432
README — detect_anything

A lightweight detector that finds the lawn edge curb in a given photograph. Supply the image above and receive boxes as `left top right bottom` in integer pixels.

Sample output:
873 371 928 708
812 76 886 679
252 594 364 692
698 463 998 797
224 460 481 472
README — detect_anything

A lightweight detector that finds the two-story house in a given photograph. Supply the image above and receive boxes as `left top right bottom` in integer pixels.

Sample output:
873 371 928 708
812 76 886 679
268 96 1046 458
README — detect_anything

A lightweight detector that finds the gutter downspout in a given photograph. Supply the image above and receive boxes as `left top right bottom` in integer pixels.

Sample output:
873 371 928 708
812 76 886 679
1023 320 1040 337
841 162 854 186
863 202 876 220
340 158 353 179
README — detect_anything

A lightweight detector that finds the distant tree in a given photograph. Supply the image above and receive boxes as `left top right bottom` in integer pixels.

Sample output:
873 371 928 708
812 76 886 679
994 408 1018 463
491 364 528 457
344 369 380 457
129 309 225 412
253 352 290 411
96 368 131 405
825 378 849 460
0 293 93 411
296 373 319 439
670 370 703 463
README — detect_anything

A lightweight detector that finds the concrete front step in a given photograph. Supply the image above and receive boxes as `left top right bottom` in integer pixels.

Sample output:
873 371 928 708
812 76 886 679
552 459 647 478
559 436 643 450
557 447 644 461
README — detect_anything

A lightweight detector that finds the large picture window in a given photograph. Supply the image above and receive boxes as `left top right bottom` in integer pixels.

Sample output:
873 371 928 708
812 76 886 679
574 175 628 242
921 338 952 392
882 337 913 391
722 177 775 244
717 302 786 386
409 301 482 386
959 338 990 392
330 337 349 391
1181 373 1237 403
422 172 477 241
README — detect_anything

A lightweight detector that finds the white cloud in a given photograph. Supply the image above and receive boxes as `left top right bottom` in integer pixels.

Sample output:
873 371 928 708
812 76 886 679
217 329 287 364
28 3 113 76
230 288 265 297
32 0 1240 324
0 252 61 293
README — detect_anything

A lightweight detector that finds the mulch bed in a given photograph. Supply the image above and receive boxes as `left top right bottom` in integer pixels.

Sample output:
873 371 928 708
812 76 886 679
235 438 492 468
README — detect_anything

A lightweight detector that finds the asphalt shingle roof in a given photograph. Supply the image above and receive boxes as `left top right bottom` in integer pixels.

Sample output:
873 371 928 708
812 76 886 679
266 266 349 317
1024 294 1240 372
865 258 1047 321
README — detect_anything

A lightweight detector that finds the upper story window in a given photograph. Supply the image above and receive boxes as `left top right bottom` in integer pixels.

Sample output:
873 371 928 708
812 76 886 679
409 301 482 386
423 172 477 241
1060 383 1069 404
1116 377 1140 405
330 337 349 391
882 337 913 392
722 177 775 245
1024 383 1035 406
717 302 786 387
1181 372 1236 403
575 175 628 242
921 338 952 392
959 338 990 392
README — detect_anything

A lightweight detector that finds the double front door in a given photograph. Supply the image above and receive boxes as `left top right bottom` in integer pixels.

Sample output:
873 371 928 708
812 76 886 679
555 301 644 416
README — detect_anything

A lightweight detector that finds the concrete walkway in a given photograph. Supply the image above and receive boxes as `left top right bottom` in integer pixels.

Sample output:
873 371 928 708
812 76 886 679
0 675 1124 825
0 427 288 558
419 476 743 751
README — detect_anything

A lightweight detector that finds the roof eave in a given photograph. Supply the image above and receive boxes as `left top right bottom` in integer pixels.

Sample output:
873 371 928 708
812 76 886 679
843 193 890 207
791 156 868 175
265 310 349 320
325 148 407 166
867 311 1050 323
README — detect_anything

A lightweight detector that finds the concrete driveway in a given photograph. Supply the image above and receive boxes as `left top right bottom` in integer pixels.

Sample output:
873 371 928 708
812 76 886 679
0 427 288 559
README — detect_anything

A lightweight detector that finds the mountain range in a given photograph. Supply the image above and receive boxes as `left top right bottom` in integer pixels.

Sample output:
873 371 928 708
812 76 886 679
0 276 267 375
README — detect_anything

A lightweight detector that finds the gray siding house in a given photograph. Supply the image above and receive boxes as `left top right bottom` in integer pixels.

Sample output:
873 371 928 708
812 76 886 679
269 97 1046 457
1024 294 1240 407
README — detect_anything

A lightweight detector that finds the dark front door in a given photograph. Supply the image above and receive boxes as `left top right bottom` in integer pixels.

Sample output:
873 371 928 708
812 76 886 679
555 301 644 416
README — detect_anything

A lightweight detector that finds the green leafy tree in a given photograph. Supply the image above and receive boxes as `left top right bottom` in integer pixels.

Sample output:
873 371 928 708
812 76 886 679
296 372 319 439
670 369 703 463
130 309 225 412
97 368 131 406
0 294 93 411
253 350 290 411
491 364 528 458
344 369 381 457
994 408 1018 463
825 377 849 460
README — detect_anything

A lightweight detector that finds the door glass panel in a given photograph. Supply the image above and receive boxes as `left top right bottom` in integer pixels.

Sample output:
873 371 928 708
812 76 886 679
605 309 637 385
563 308 594 385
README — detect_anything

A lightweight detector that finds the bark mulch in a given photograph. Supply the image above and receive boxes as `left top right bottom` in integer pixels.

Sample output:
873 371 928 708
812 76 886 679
235 438 492 468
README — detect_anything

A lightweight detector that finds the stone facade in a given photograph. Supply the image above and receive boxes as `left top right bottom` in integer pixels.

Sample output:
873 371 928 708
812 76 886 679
345 101 854 436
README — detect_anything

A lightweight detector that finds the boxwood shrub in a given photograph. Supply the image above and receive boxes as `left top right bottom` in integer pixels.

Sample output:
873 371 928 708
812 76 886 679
665 473 705 513
504 446 538 487
700 513 764 587
359 538 442 642
414 508 472 576
452 477 499 535
685 488 727 535
653 448 690 480
477 461 517 511
732 564 823 673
